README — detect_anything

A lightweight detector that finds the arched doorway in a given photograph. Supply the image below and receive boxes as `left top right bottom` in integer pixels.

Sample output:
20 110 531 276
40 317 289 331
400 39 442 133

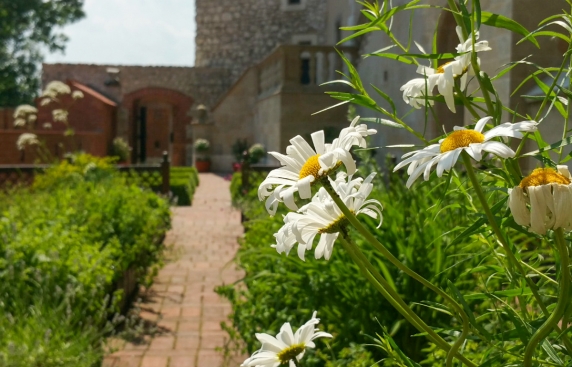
122 88 193 166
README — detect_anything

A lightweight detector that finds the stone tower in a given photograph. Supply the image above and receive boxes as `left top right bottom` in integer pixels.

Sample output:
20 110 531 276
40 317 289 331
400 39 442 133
195 0 328 81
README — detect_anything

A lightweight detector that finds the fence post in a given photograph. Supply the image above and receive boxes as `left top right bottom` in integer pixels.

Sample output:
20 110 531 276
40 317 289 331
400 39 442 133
241 150 250 193
161 151 170 195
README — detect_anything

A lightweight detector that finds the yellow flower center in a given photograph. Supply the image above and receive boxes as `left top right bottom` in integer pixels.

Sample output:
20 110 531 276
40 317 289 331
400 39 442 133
277 343 306 364
319 215 350 234
299 154 322 179
519 168 571 188
436 61 453 74
440 130 485 153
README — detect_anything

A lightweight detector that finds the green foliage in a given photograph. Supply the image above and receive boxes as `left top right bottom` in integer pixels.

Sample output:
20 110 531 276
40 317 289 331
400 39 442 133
0 0 85 106
111 137 131 163
0 155 171 366
221 157 484 365
169 166 199 206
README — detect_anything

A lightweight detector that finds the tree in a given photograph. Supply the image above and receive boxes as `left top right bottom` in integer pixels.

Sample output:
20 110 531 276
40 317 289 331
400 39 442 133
0 0 84 107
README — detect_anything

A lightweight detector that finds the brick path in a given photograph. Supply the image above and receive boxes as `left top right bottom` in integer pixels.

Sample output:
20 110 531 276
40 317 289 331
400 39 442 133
104 173 245 367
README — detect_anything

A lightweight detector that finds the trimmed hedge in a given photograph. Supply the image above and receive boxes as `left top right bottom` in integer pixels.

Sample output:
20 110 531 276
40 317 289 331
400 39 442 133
0 155 171 366
169 166 199 206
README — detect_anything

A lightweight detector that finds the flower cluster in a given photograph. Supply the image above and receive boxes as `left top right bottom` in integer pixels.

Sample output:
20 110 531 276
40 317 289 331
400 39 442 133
258 116 376 215
401 27 491 112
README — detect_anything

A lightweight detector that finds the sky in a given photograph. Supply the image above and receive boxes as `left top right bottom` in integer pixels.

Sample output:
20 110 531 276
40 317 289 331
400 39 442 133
43 0 196 66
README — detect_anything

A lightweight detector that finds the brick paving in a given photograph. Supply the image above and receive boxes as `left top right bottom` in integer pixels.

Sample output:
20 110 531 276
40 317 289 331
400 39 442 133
104 173 246 367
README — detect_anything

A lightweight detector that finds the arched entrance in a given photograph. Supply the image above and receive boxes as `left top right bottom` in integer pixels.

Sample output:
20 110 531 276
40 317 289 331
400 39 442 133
122 88 193 166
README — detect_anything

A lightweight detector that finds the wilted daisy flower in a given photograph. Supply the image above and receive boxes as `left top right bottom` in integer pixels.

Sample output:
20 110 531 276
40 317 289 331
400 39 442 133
259 116 376 215
394 116 538 188
72 90 84 99
509 166 572 235
241 311 332 367
52 109 69 122
273 173 382 260
41 81 71 98
402 27 491 112
16 133 39 150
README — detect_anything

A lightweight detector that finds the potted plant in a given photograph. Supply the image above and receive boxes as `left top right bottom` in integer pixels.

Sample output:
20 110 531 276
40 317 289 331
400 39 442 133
111 137 131 164
194 138 211 172
231 138 249 172
248 143 265 165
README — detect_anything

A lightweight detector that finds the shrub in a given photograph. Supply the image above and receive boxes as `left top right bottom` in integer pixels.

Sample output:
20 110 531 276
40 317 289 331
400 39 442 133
169 166 199 206
0 156 171 366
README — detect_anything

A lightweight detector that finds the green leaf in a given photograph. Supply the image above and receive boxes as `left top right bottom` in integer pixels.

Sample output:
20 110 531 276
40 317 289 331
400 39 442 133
481 11 539 47
365 52 416 65
522 135 572 157
371 84 396 115
464 287 533 300
359 117 404 129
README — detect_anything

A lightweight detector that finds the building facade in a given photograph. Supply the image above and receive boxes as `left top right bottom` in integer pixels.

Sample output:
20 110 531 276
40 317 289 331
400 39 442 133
1 0 567 170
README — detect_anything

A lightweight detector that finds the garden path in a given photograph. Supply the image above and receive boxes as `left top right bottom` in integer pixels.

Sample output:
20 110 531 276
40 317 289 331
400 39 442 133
103 173 246 367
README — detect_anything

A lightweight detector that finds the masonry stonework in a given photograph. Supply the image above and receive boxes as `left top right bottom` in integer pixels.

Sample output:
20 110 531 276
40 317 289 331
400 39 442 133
195 0 328 82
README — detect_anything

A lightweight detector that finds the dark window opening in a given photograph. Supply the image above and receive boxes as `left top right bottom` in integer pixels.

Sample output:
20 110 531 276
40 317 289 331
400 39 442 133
301 59 311 85
288 0 301 4
138 107 147 163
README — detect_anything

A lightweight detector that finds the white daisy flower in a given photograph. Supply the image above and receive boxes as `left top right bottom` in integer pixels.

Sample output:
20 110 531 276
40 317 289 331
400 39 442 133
258 116 376 215
393 116 538 188
401 27 491 113
17 133 39 151
509 166 572 235
241 311 332 367
273 173 383 261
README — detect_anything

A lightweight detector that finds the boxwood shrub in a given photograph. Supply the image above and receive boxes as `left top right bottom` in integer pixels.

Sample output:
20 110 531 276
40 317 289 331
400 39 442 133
0 155 171 366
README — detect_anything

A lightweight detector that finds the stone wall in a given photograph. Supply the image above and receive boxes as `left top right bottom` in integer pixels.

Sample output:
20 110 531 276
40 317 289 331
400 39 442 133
195 0 328 82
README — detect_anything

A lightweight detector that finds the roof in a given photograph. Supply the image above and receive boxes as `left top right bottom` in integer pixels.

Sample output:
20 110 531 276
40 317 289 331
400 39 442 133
68 80 117 107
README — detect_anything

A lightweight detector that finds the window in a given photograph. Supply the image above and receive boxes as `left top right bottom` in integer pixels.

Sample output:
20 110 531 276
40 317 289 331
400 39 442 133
281 0 306 11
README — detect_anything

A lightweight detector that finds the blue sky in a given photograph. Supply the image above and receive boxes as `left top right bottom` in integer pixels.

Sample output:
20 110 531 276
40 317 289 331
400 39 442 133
44 0 196 66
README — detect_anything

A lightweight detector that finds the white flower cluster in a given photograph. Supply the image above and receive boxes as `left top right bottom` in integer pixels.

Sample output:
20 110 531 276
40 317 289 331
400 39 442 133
256 116 381 262
401 27 491 113
41 81 71 99
13 104 38 128
258 116 376 215
16 133 39 151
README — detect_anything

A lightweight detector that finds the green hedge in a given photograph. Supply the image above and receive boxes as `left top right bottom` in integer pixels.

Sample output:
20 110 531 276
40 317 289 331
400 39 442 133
169 166 199 206
0 155 171 366
219 156 485 366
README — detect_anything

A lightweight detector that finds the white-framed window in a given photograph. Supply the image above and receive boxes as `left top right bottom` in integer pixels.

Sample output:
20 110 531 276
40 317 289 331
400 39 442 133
281 0 306 11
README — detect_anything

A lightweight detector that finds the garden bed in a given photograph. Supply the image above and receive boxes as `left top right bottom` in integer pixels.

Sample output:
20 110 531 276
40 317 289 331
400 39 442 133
0 155 171 366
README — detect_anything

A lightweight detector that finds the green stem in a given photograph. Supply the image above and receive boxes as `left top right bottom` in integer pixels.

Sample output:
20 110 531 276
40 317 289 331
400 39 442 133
455 84 481 119
524 228 571 367
292 358 301 367
461 152 572 355
324 183 474 366
338 234 476 367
